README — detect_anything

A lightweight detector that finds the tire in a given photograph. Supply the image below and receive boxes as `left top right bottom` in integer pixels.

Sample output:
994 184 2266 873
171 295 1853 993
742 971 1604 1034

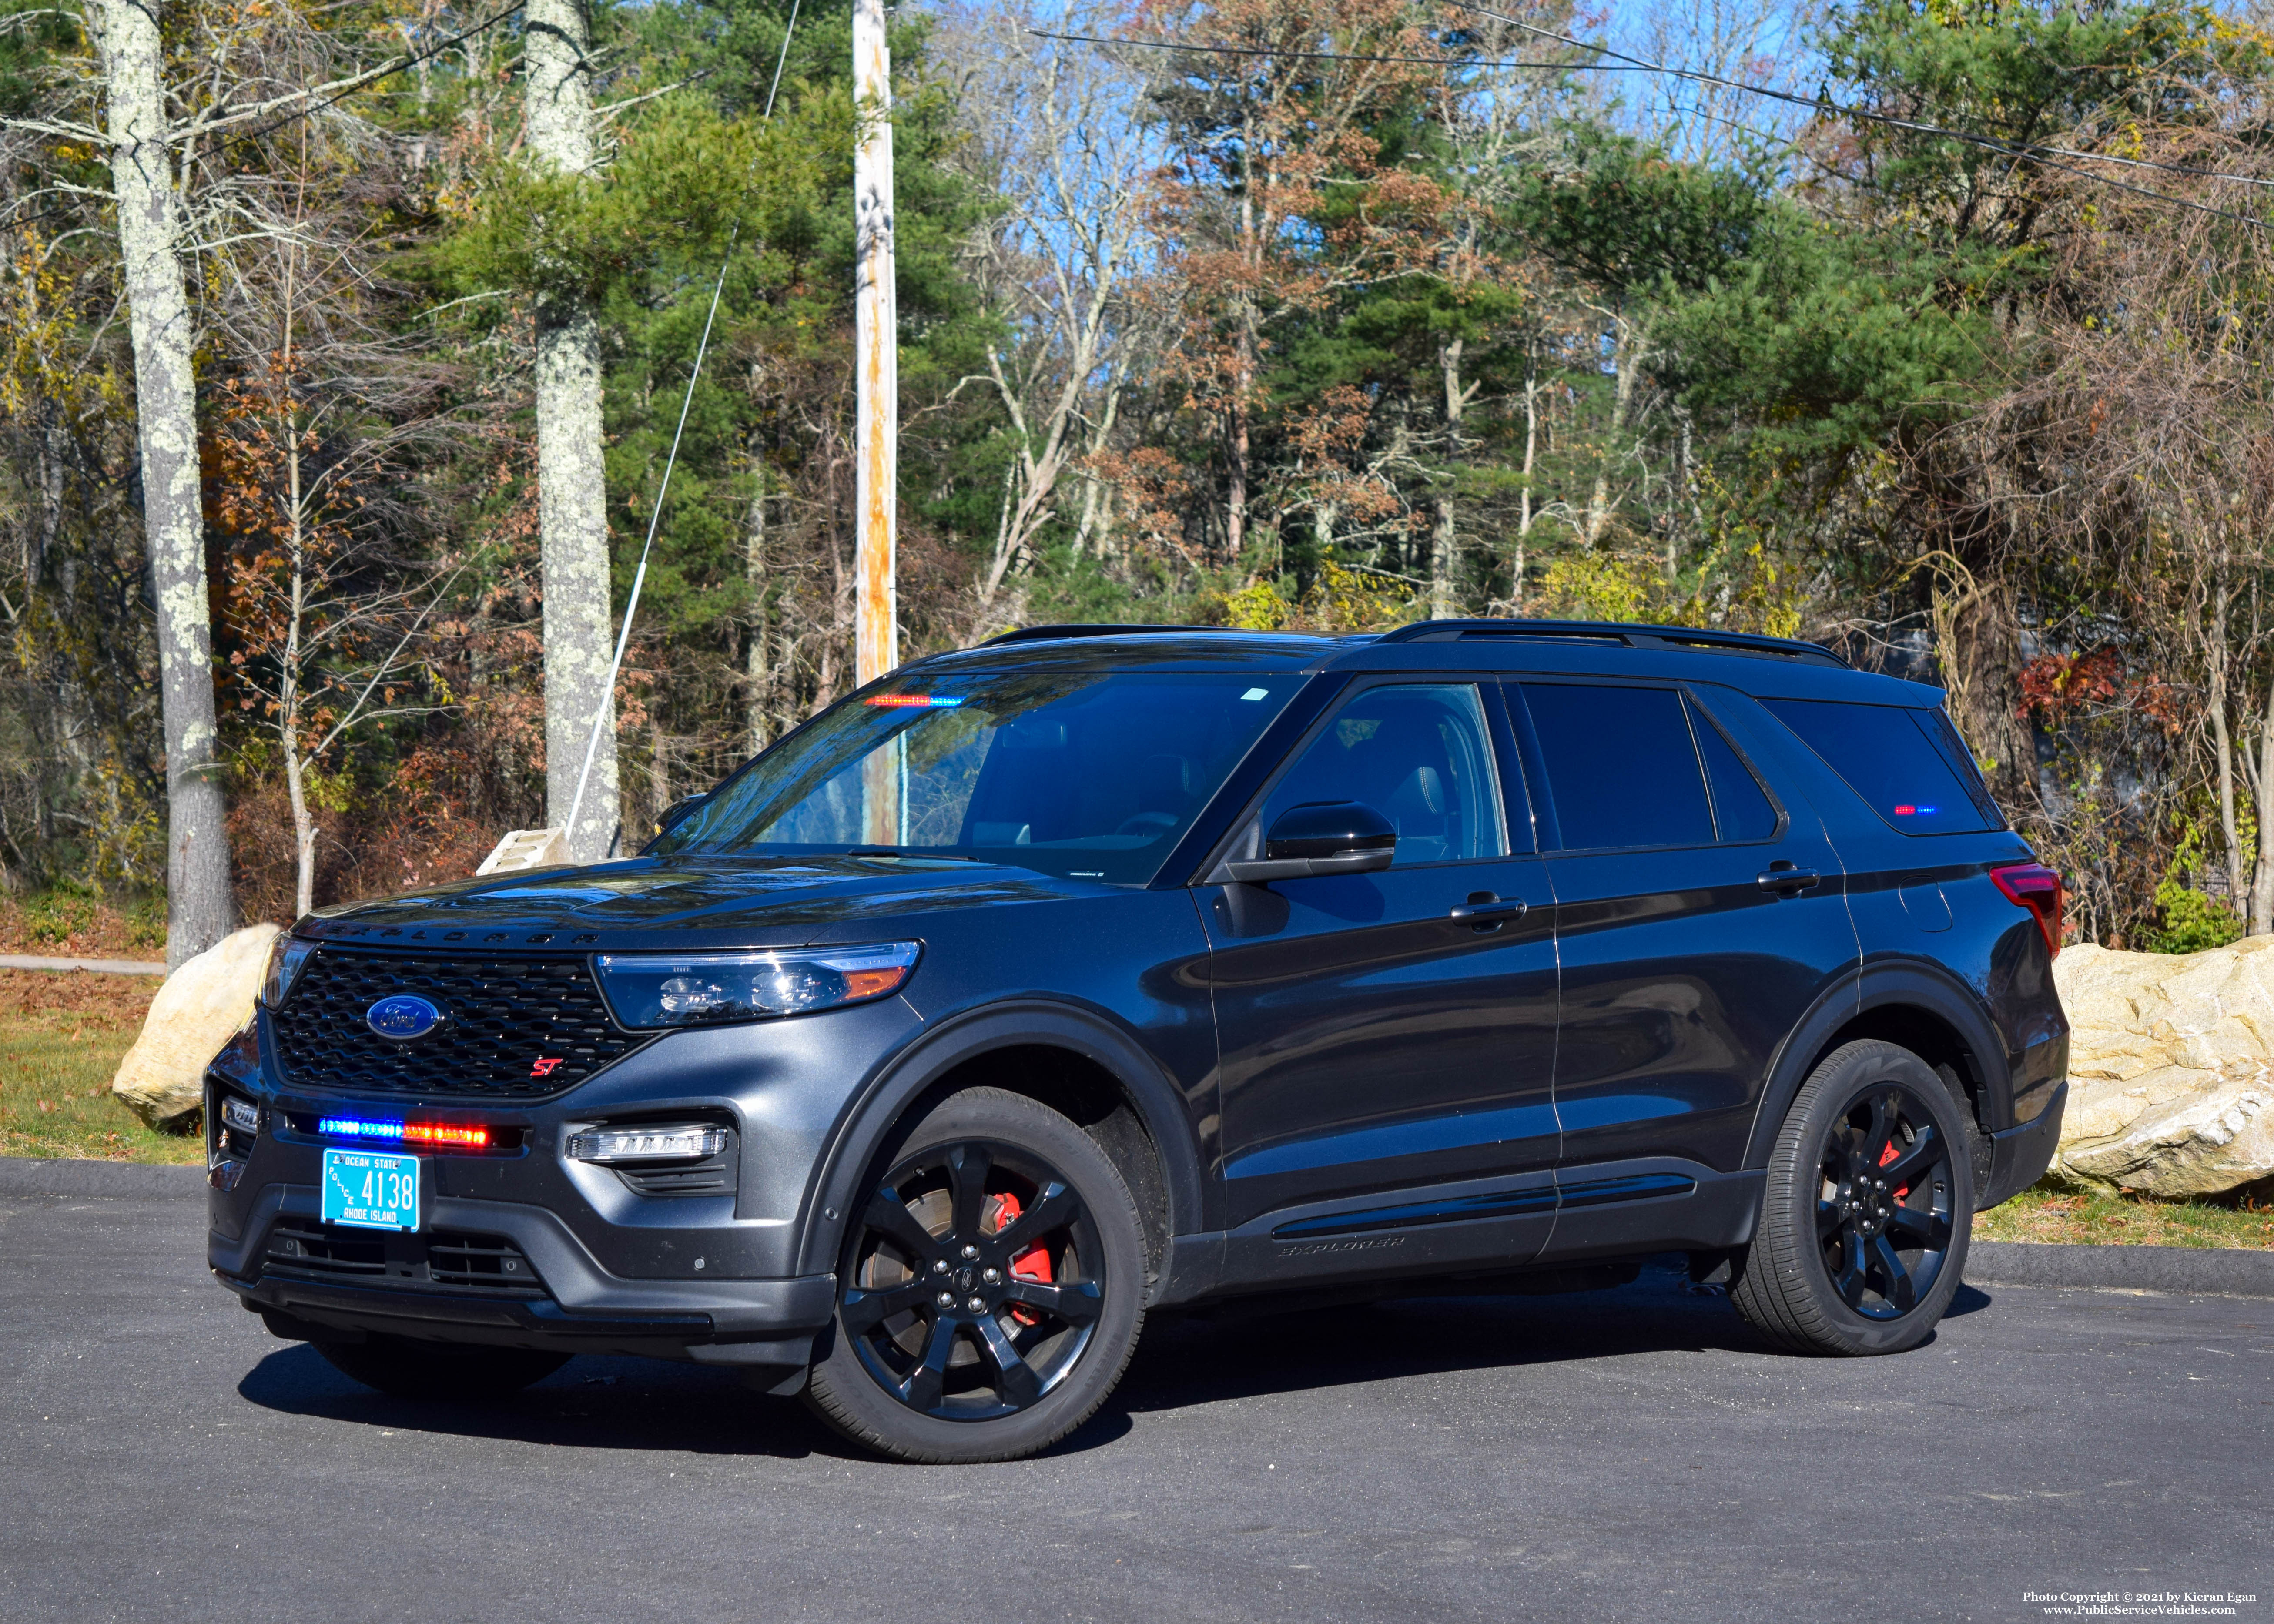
1729 1039 1975 1356
804 1086 1147 1463
316 1335 570 1400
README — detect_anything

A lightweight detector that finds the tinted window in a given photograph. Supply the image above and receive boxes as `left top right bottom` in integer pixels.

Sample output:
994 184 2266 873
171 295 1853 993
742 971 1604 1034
1688 698 1780 842
655 671 1296 883
1261 684 1506 866
1763 699 1999 835
1914 707 2006 827
1520 684 1714 851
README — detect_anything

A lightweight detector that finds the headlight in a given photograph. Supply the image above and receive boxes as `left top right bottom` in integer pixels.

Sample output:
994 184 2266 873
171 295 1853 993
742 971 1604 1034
261 934 317 1009
591 942 921 1030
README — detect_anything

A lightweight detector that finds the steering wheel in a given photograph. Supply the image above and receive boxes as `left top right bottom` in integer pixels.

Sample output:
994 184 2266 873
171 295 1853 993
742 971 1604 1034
1112 810 1180 839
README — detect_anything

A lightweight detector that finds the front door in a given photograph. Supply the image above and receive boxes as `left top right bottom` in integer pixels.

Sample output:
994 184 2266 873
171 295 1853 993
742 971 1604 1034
1199 680 1561 1276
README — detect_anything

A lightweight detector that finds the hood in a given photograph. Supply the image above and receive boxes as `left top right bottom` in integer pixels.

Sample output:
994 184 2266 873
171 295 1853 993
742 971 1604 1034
295 855 1098 953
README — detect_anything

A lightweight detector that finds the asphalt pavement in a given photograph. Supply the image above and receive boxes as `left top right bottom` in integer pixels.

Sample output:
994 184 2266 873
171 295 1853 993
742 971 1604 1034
2 1178 2270 1624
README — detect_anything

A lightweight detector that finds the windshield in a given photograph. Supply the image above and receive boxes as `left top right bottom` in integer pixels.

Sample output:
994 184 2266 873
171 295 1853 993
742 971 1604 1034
652 670 1302 883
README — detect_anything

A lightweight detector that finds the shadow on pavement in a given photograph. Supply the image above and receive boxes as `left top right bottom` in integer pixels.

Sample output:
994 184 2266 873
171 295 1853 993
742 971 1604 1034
237 1344 847 1459
230 1259 1997 1459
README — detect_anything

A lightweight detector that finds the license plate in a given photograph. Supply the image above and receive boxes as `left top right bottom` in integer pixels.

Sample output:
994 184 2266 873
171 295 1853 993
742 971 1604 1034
322 1148 422 1232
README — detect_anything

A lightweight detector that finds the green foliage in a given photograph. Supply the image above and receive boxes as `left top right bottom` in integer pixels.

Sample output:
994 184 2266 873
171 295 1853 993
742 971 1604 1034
2145 878 2244 955
20 884 95 946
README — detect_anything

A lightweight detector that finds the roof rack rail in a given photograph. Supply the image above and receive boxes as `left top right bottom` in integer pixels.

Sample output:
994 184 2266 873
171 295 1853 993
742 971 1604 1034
1376 618 1849 669
980 623 1305 647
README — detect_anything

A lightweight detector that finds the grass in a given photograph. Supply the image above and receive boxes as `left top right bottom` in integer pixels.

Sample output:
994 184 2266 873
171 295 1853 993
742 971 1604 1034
0 969 200 1163
1977 1181 2274 1250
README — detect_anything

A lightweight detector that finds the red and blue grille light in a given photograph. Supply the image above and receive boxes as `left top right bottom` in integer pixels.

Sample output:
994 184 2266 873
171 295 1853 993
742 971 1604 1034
317 1116 491 1149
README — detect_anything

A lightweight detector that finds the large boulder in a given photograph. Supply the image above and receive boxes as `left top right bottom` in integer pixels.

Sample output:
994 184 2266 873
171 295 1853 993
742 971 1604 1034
2051 938 2274 1199
111 923 282 1132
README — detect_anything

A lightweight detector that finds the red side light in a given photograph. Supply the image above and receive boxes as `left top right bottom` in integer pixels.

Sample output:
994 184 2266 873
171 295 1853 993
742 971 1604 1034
1989 862 2064 959
402 1122 490 1149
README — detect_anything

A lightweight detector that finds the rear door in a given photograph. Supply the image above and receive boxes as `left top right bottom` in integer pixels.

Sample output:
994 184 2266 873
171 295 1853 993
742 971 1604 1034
1509 679 1857 1190
1199 678 1560 1269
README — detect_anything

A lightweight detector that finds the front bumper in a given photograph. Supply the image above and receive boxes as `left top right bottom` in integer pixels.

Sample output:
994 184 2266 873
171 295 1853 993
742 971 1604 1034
212 1176 835 1363
1980 1081 2067 1209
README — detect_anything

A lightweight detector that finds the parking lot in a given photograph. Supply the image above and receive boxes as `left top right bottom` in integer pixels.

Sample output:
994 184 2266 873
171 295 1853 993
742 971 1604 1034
3 1174 2269 1624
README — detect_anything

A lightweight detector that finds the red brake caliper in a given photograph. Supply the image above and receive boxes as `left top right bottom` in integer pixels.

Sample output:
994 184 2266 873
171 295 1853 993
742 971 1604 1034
1879 1139 1909 1202
985 1192 1054 1326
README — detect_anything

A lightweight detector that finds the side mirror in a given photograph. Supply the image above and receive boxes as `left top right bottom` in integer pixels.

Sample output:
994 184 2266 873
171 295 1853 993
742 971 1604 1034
1218 801 1396 884
655 793 709 837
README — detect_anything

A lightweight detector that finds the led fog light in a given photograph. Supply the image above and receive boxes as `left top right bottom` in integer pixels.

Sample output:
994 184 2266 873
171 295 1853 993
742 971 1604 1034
566 1123 729 1165
219 1095 260 1136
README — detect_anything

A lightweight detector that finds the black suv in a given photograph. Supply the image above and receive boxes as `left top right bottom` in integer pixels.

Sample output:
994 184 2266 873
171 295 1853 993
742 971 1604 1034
206 620 2070 1462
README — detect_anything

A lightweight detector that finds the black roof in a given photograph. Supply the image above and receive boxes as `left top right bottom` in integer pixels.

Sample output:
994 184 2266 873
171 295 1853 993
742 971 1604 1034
977 618 1842 666
932 618 1931 703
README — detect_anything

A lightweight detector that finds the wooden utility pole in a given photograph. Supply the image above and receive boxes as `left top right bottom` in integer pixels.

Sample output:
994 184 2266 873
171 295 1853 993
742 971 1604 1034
852 0 897 687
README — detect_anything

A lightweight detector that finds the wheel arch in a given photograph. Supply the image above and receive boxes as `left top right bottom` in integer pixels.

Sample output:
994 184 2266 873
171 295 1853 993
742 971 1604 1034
1743 961 2013 1172
794 1001 1205 1281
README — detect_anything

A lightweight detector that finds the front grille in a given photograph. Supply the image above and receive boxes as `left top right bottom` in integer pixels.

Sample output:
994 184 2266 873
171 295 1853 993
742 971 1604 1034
263 1218 546 1296
271 950 648 1098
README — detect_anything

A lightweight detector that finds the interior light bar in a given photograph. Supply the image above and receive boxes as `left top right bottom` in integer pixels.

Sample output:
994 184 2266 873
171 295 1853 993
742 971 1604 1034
318 1117 491 1149
864 693 964 708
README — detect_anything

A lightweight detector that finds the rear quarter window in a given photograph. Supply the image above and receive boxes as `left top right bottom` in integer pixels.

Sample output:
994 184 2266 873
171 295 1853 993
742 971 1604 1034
1763 698 2003 834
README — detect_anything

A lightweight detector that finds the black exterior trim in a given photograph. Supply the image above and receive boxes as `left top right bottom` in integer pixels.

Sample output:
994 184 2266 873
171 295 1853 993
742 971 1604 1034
794 999 1210 1277
1982 1082 2067 1209
1741 960 2014 1169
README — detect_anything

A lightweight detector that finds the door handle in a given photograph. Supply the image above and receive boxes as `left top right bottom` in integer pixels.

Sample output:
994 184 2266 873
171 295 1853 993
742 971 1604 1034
1756 867 1821 894
1448 897 1527 922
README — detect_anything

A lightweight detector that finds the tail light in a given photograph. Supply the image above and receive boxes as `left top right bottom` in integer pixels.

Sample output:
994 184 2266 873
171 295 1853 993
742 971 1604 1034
1989 862 2064 959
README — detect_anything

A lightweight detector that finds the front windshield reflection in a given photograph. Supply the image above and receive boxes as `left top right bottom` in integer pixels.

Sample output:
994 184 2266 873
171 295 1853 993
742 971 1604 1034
652 671 1298 884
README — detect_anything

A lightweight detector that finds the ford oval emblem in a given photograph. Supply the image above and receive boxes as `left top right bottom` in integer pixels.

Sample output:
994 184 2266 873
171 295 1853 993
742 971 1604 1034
366 994 445 1041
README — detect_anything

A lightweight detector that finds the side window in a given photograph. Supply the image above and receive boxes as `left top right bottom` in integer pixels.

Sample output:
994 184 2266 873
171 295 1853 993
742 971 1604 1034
1688 697 1781 842
1260 684 1507 866
1763 698 2000 835
1519 683 1714 851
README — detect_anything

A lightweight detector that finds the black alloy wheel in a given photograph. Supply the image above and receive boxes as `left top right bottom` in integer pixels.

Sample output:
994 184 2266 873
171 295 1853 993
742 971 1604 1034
1813 1082 1957 1318
845 1140 1104 1418
804 1087 1146 1463
1730 1039 1976 1356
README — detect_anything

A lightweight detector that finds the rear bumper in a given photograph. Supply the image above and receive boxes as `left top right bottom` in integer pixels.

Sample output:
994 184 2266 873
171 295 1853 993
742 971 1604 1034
1980 1081 2066 1209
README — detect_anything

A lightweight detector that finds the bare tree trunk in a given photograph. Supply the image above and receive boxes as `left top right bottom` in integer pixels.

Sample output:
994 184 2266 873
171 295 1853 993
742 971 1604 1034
2253 673 2274 936
1584 306 1641 549
525 0 618 860
1431 338 1465 620
1226 107 1256 564
745 444 771 757
95 0 235 965
282 419 316 919
1514 366 1539 609
2207 554 2247 907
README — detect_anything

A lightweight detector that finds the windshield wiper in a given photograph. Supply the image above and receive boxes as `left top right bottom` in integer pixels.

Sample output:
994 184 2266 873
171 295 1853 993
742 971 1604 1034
842 846 983 861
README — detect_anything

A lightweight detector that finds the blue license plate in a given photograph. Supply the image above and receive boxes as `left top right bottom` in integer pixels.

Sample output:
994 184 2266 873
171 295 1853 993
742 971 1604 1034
322 1148 422 1232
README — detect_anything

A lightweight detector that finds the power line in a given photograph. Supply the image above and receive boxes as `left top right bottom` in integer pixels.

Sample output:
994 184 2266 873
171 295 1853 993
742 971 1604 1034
564 0 802 843
1027 27 1654 73
1034 17 2274 229
1440 0 2274 203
